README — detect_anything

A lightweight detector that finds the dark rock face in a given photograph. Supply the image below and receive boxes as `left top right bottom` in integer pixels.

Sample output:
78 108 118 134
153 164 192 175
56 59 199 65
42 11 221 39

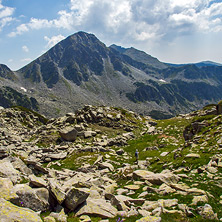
0 64 16 80
19 32 109 87
0 86 39 111
127 80 222 108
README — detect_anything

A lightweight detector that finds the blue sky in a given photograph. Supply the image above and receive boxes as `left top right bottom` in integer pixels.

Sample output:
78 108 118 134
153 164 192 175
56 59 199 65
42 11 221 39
0 0 222 70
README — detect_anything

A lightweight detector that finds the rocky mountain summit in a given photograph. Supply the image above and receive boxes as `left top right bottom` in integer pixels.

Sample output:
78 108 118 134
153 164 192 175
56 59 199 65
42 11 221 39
0 101 222 221
1 32 222 119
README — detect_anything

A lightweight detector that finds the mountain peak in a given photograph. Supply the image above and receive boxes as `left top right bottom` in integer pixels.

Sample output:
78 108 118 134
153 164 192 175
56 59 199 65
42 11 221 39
0 64 16 80
64 31 102 46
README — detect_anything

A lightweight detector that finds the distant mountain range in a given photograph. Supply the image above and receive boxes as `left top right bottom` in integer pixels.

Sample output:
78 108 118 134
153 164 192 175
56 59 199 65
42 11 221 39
167 60 222 68
0 31 222 119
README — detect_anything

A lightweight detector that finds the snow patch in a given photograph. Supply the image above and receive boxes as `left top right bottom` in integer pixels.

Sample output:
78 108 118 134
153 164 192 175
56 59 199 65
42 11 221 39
20 87 27 92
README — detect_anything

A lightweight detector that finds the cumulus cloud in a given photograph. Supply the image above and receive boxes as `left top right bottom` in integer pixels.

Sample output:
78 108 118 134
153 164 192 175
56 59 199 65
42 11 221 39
44 34 66 48
22 45 29 52
7 0 222 44
0 0 14 31
8 18 53 37
21 58 32 63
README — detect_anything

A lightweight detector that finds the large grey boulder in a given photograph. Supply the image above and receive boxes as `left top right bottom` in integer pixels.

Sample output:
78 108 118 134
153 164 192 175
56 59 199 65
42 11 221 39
63 172 104 190
0 198 42 222
64 187 90 210
76 198 118 219
10 184 50 212
10 157 32 175
133 170 179 185
59 127 78 141
0 159 22 184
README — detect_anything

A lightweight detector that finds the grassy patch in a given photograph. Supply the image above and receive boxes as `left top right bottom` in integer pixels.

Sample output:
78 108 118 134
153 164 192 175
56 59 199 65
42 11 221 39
49 151 100 171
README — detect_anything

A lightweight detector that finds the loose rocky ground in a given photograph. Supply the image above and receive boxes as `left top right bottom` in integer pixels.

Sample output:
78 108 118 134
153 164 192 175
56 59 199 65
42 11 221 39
0 103 222 222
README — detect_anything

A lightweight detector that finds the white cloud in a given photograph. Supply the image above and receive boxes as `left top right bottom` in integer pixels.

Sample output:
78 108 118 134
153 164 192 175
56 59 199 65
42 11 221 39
8 18 52 37
53 10 74 29
7 0 222 44
0 6 14 19
0 16 13 30
22 45 29 52
0 1 14 31
29 18 53 29
44 34 65 48
21 58 32 63
8 23 28 37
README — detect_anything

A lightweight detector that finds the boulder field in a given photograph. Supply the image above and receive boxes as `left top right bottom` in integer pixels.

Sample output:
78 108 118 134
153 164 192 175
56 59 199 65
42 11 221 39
0 103 222 221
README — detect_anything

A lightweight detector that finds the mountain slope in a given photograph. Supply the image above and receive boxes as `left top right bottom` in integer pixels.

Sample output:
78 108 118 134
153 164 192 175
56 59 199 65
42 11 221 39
0 31 222 118
0 65 39 111
110 44 168 69
0 64 17 80
17 31 167 117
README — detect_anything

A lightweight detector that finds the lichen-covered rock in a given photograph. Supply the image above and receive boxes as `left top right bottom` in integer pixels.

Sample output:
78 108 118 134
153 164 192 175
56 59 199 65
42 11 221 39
0 198 42 222
0 178 17 200
136 215 161 222
76 198 118 218
48 178 66 205
43 216 56 222
64 187 90 210
197 204 218 220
